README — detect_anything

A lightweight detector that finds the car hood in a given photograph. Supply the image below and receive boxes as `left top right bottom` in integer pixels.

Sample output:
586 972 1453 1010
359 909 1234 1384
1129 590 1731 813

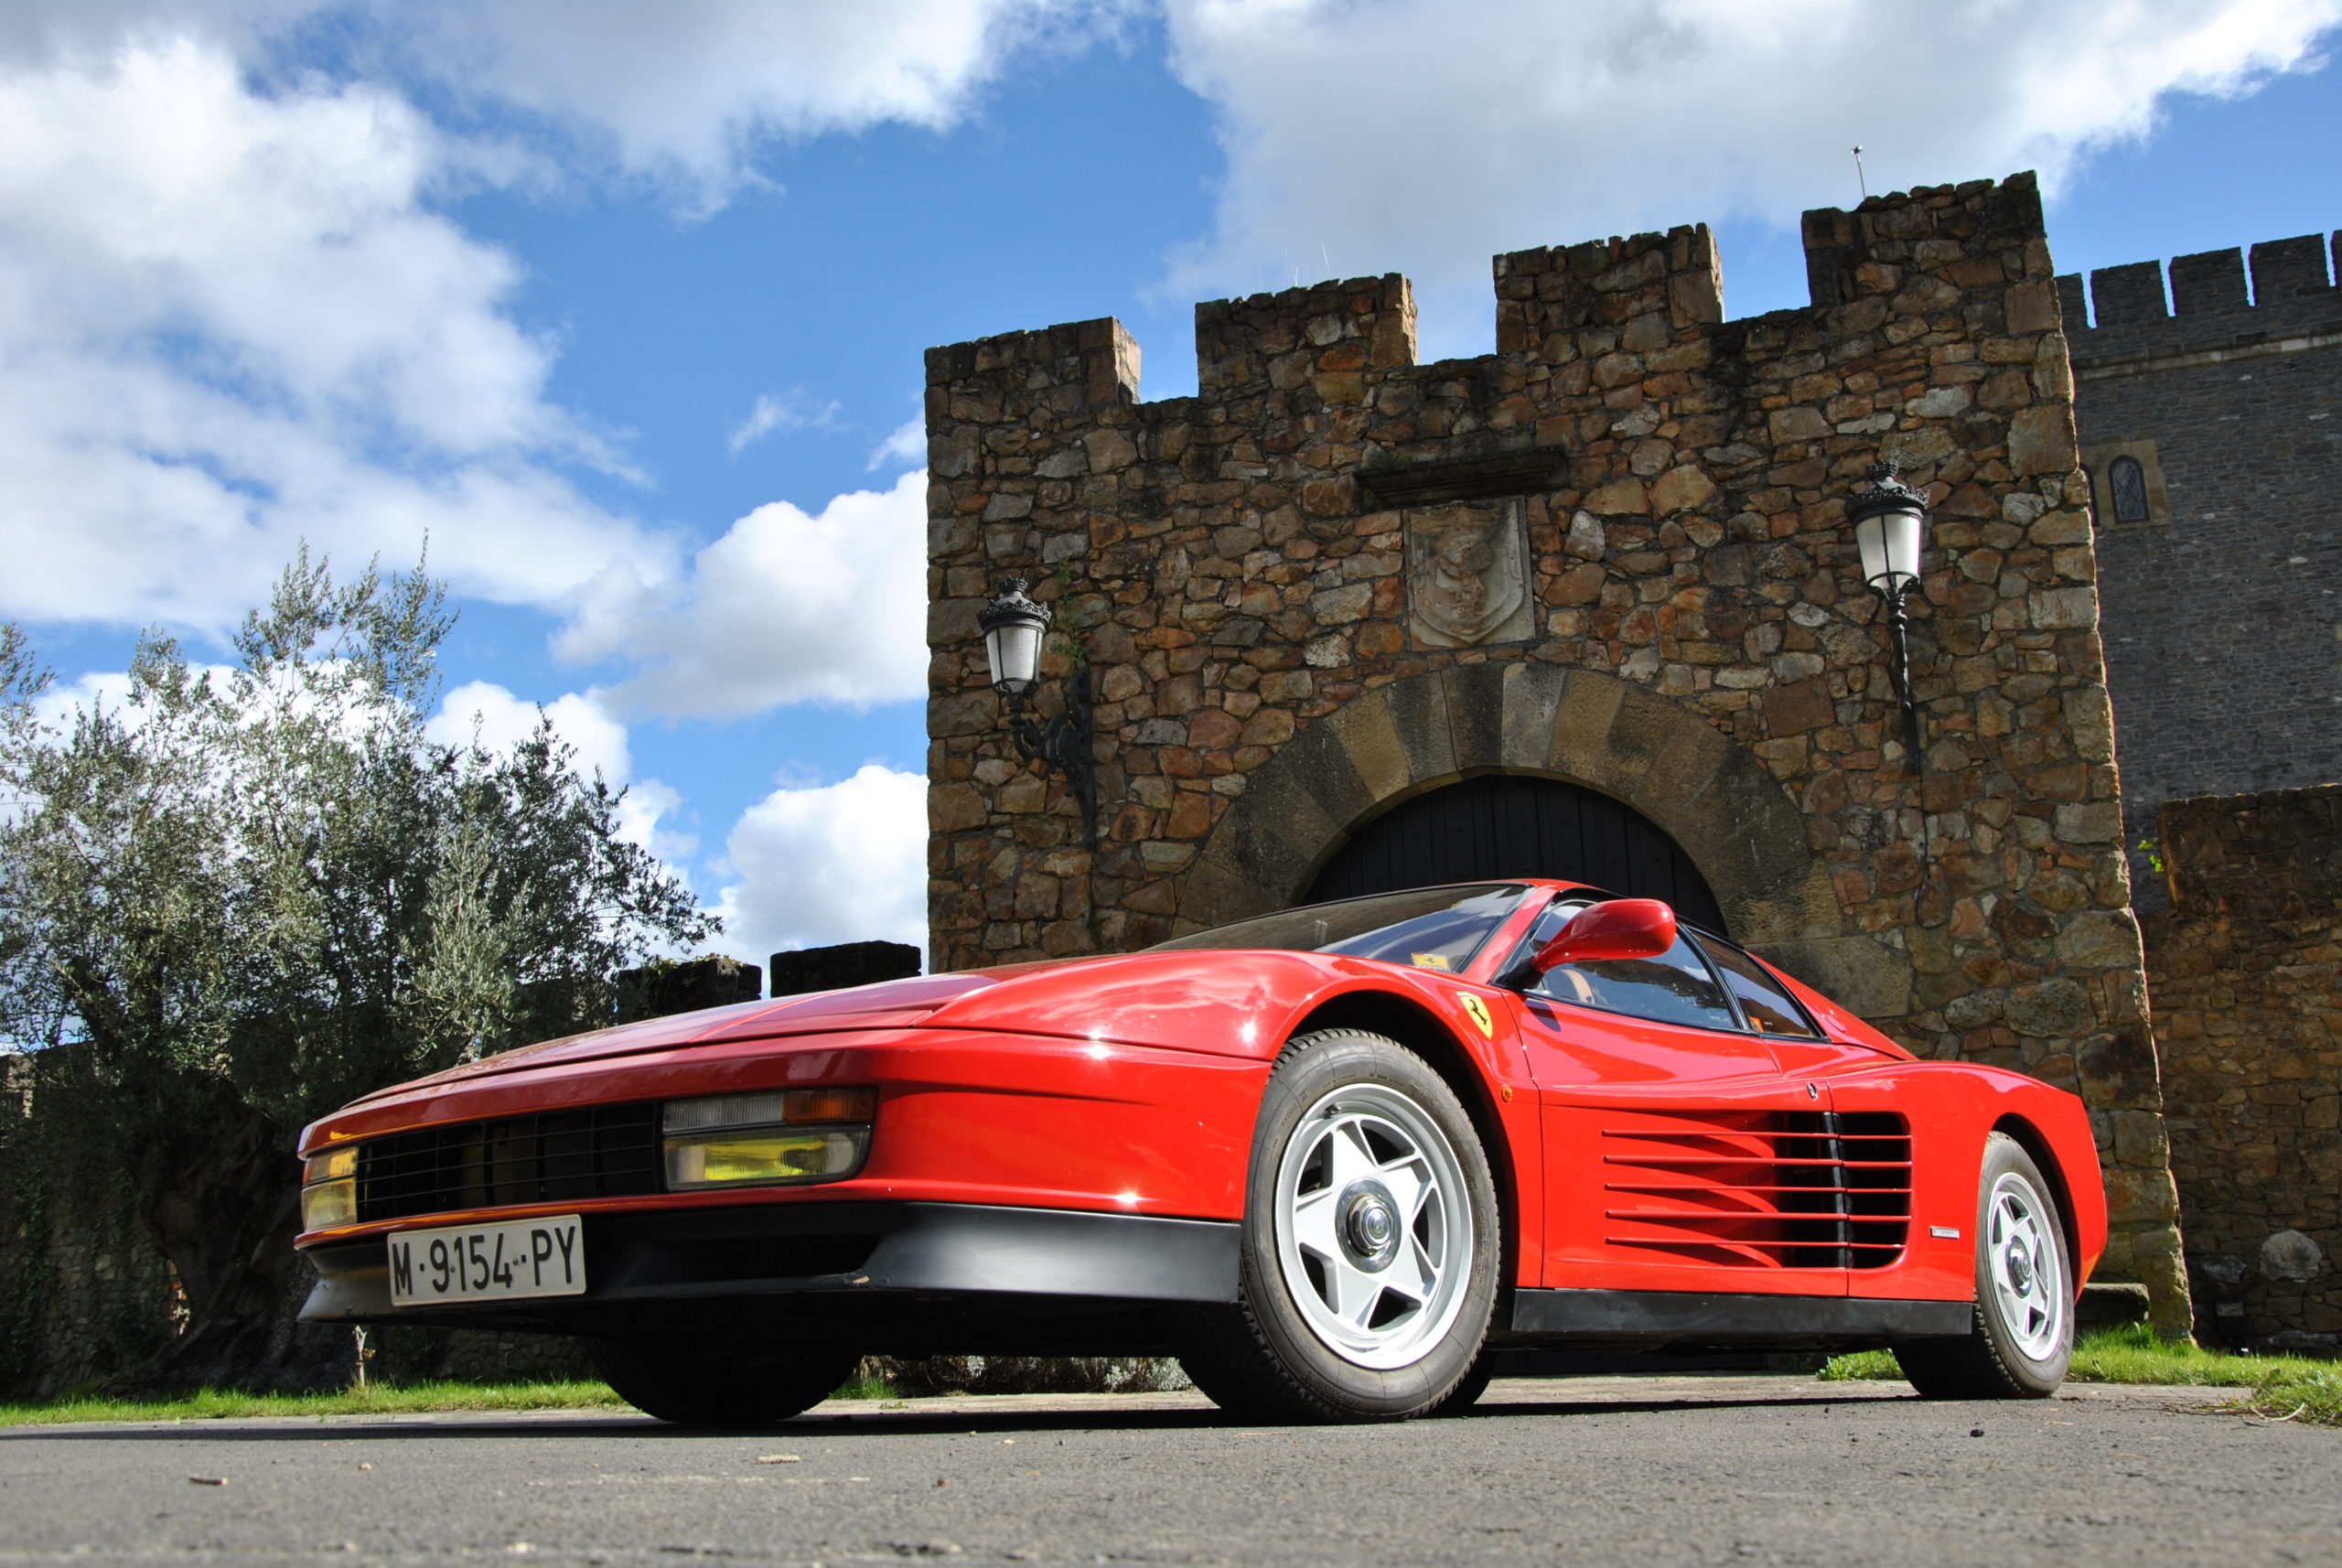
349 948 1406 1102
350 970 1015 1100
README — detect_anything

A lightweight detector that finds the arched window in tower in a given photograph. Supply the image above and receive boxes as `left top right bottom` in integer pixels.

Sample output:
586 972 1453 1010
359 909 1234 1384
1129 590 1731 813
2108 455 2151 524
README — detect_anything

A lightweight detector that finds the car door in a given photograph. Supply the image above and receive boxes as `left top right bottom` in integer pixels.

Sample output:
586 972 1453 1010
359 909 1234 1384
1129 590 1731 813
1505 901 1851 1298
1687 931 1918 1286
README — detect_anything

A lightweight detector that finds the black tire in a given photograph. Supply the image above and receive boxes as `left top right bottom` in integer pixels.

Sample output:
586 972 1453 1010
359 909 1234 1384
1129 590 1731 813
1895 1133 2075 1400
1423 1344 1499 1417
1177 1029 1500 1423
588 1337 862 1427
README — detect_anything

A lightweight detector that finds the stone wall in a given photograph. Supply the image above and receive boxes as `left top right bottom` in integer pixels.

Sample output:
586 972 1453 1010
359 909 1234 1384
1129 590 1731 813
925 172 2190 1327
2060 234 2342 909
0 1051 599 1399
769 940 922 997
614 952 761 1022
2143 784 2342 1348
0 1058 180 1400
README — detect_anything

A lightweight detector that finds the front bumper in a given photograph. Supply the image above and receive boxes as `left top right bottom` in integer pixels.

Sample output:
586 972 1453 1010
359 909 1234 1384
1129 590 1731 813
299 1200 1239 1345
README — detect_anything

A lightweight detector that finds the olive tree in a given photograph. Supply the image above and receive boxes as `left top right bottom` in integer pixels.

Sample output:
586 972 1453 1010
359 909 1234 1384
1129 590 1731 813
0 554 715 1390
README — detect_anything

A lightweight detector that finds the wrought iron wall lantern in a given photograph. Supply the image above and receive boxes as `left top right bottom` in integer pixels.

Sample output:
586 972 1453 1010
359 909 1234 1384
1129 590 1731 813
977 577 1098 847
1848 462 1930 761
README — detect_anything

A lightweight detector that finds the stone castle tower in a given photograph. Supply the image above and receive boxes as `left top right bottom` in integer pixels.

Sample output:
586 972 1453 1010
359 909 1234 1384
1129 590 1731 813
923 172 2192 1330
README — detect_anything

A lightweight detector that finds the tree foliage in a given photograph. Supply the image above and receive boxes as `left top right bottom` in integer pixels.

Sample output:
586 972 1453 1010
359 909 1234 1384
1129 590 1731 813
0 552 717 1389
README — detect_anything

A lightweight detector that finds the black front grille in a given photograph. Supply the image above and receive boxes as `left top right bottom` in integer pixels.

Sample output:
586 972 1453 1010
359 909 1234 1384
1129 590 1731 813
355 1104 662 1223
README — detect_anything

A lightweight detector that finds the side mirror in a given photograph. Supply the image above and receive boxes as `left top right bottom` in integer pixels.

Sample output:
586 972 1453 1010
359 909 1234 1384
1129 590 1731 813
1531 898 1677 972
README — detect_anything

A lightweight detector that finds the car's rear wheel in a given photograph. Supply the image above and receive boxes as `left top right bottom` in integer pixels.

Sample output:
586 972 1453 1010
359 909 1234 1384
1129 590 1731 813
1178 1029 1499 1423
589 1337 862 1427
1894 1133 2074 1400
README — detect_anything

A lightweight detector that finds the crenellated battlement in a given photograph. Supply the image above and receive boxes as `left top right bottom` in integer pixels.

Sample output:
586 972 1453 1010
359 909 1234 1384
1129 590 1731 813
1493 224 1723 361
1194 274 1416 398
2058 231 2342 361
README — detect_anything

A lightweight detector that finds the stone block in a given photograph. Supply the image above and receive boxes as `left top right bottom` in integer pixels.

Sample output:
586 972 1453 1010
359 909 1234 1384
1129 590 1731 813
1763 933 1914 1018
1498 662 1571 771
2006 403 2075 476
1546 668 1628 783
768 941 920 998
616 954 762 1023
1763 679 1835 737
1382 671 1458 786
1329 694 1414 801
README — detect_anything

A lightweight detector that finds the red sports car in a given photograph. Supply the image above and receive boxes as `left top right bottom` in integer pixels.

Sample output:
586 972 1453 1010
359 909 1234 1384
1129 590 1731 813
295 881 2101 1423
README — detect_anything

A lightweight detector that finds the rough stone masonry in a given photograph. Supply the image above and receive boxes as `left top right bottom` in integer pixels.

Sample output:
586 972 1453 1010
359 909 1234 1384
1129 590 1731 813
2144 784 2342 1348
2059 231 2342 911
924 171 2190 1331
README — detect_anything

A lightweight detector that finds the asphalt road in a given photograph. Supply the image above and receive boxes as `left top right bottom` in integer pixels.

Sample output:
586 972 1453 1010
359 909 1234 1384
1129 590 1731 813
3 1375 2337 1567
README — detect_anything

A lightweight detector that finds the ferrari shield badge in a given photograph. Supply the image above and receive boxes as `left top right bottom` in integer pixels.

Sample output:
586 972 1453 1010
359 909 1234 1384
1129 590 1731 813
1460 994 1494 1038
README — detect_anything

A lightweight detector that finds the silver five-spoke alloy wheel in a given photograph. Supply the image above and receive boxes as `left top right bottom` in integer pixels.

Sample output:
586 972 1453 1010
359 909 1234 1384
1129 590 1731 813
1273 1082 1474 1370
1984 1168 2067 1362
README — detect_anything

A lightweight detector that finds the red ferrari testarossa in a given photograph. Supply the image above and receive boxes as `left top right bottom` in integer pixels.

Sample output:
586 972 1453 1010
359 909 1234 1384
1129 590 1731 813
295 881 2101 1423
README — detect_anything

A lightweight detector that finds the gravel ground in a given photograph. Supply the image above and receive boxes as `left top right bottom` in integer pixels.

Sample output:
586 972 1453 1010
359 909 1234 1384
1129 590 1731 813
1 1374 2335 1567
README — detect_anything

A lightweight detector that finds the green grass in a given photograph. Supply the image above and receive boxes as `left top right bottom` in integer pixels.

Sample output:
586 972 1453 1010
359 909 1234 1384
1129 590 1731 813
0 1379 629 1428
1821 1325 2342 1426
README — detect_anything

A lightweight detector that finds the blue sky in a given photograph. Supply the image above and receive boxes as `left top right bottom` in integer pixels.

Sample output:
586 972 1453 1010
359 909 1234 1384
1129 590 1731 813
4 1 2338 976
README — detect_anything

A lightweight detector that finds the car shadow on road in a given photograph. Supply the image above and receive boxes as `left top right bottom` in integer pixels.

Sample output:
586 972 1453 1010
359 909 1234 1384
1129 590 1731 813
1 1388 1920 1443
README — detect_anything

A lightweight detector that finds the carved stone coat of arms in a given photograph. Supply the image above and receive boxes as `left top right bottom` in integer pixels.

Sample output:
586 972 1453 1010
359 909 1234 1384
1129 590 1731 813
1403 499 1534 649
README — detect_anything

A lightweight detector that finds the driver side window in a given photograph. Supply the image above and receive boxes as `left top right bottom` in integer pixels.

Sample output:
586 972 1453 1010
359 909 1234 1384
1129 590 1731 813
1518 901 1740 1032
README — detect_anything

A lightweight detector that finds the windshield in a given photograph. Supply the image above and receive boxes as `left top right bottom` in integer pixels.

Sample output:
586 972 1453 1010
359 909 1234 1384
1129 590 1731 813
1146 884 1529 973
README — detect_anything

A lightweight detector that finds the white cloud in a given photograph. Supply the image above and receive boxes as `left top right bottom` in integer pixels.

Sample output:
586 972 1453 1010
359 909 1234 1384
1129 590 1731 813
710 764 929 967
728 390 843 455
0 39 671 633
560 468 930 721
30 668 143 734
867 416 927 472
392 0 1110 209
426 678 693 856
0 1 1118 211
1161 0 2342 340
428 679 630 780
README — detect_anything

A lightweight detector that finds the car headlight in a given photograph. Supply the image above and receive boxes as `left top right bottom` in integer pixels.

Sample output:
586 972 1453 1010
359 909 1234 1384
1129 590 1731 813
662 1088 876 1190
301 1144 358 1230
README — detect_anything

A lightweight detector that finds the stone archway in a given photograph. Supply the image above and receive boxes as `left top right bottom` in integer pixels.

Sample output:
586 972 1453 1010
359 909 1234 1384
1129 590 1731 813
1177 664 1907 1016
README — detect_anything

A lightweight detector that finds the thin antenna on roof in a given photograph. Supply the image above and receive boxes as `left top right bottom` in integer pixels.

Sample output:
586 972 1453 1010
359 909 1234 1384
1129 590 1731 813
1853 145 1869 200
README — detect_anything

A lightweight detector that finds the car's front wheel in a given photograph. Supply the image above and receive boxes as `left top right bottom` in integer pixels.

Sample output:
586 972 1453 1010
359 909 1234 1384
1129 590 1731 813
1178 1028 1499 1423
1894 1133 2075 1399
589 1337 862 1427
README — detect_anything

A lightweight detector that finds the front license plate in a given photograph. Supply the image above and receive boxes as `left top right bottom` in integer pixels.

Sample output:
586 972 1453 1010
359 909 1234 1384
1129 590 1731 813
387 1215 586 1306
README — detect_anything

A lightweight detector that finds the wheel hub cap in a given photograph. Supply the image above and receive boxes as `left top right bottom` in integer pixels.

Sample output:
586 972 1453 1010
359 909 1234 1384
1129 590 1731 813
1273 1084 1476 1371
1985 1172 2068 1364
1340 1181 1401 1272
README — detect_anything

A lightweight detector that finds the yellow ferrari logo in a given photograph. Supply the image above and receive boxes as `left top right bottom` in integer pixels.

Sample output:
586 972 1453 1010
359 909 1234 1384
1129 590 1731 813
1460 994 1494 1039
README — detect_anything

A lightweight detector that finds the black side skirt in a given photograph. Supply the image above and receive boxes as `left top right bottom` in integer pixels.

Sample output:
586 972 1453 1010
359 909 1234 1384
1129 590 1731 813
1510 1288 1971 1349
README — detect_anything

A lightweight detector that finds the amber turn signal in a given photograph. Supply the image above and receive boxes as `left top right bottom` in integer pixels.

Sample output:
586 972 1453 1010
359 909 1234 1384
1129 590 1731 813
780 1087 877 1124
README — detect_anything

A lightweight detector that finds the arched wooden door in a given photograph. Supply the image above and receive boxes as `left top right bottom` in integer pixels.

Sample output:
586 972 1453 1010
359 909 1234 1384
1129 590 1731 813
1303 774 1729 934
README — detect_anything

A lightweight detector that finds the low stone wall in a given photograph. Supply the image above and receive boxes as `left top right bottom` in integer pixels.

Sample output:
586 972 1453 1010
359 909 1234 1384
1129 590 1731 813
2142 784 2342 1349
614 953 761 1023
0 1058 182 1401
